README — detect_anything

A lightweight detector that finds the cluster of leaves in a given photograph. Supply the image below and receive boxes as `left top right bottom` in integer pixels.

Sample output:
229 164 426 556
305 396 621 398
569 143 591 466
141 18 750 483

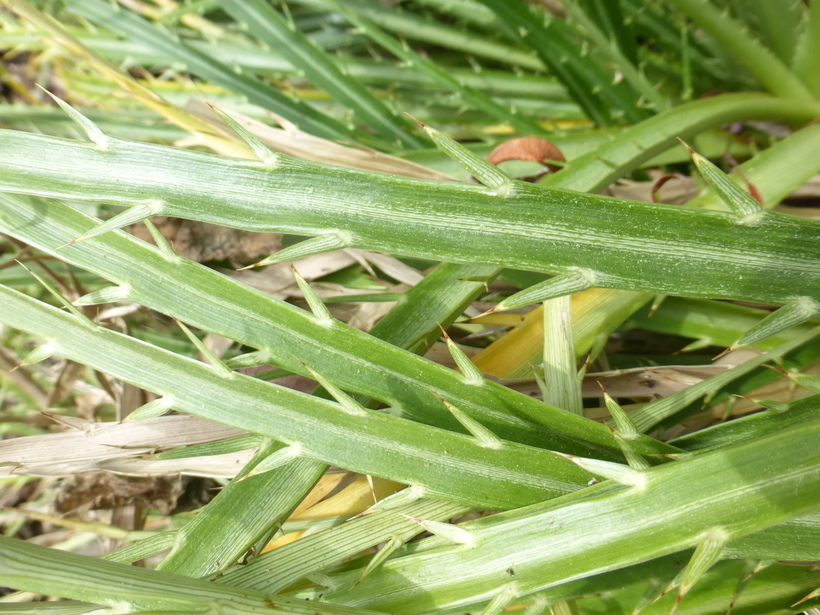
0 0 819 614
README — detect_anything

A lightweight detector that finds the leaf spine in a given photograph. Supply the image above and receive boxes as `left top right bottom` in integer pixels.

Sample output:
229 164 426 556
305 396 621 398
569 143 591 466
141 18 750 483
41 87 109 151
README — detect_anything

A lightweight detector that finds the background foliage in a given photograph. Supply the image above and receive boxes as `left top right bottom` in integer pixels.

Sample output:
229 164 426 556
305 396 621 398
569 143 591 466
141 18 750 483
0 0 819 614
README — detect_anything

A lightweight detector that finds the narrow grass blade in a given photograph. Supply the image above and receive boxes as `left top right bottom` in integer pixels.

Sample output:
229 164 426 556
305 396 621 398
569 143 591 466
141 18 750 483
794 0 820 96
315 0 545 71
221 498 468 592
325 0 554 139
0 285 598 509
216 0 422 148
65 0 365 143
2 129 816 306
292 416 820 611
556 0 669 113
627 326 820 434
155 441 326 578
543 94 820 193
665 0 813 100
474 0 646 125
0 536 387 614
0 194 650 460
734 298 820 349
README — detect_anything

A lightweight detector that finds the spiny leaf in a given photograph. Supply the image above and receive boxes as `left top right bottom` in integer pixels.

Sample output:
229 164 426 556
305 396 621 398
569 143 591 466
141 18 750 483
211 104 279 166
671 528 728 613
2 128 818 306
474 0 647 124
681 139 763 219
75 285 131 306
481 584 519 615
126 395 176 422
62 200 164 248
436 394 503 449
598 383 651 471
40 87 108 150
299 361 369 417
490 271 596 313
352 535 403 588
440 324 484 385
141 219 180 262
15 260 90 323
240 443 302 480
240 233 349 271
217 0 423 148
412 116 512 190
733 297 820 349
174 318 234 379
65 0 365 144
17 341 58 368
552 451 646 488
324 0 553 139
290 264 333 325
402 515 476 546
628 326 820 433
225 350 277 369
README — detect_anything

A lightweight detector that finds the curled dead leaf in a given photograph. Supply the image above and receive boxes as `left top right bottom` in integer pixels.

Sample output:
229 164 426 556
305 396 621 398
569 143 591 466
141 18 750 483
486 136 566 177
